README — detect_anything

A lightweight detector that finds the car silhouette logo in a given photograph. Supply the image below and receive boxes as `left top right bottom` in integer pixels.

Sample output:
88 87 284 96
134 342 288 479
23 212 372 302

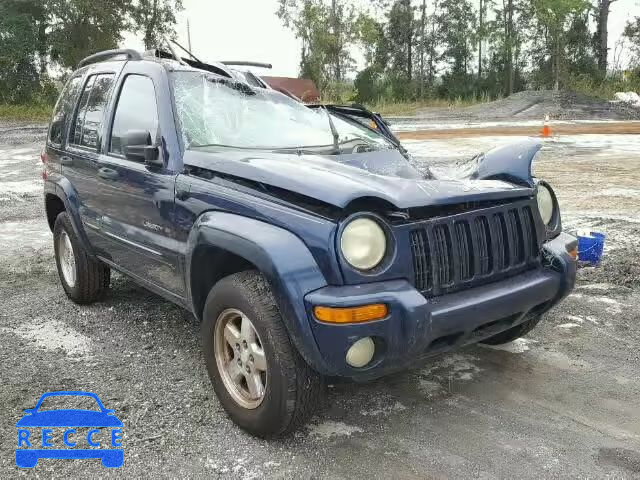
15 391 123 468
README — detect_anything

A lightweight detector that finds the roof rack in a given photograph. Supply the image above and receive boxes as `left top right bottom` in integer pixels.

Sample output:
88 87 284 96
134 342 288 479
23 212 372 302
222 61 273 69
77 49 142 68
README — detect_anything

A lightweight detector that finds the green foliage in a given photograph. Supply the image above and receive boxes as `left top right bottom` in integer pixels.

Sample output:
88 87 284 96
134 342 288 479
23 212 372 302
276 0 626 105
624 17 640 66
566 70 640 99
278 0 357 89
437 0 477 75
48 0 133 70
386 0 414 81
131 0 184 50
353 67 381 103
0 0 182 113
0 0 47 104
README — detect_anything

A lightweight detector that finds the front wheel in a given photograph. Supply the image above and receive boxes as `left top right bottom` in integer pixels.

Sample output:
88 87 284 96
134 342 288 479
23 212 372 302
480 314 543 345
201 270 324 437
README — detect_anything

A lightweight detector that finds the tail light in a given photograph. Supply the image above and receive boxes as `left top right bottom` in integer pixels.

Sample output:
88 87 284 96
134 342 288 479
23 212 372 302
41 149 48 180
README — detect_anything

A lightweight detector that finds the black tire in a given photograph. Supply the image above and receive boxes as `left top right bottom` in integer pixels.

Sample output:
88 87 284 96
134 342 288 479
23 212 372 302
53 212 110 304
480 314 543 345
201 270 324 438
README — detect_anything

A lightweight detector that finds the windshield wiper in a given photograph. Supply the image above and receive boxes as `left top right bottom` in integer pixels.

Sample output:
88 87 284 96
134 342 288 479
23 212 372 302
323 106 340 154
206 76 256 96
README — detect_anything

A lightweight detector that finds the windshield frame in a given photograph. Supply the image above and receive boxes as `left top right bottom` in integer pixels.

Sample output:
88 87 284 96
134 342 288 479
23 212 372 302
169 70 397 154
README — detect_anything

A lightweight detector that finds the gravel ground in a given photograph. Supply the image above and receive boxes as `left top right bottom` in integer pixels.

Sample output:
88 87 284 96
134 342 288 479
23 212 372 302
0 122 639 479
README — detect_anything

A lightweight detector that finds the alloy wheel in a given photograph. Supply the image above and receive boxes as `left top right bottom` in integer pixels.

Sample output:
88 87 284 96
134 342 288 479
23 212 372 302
214 308 268 409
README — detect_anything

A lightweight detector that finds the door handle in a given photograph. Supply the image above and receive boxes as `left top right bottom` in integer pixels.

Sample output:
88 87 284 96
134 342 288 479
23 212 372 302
98 167 119 180
60 156 73 166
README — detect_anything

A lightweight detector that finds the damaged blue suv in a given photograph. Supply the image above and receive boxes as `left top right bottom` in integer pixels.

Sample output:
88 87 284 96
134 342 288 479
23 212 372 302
43 46 577 437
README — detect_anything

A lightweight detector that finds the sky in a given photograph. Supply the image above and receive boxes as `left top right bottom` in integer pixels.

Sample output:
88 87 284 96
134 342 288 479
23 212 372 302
125 0 640 78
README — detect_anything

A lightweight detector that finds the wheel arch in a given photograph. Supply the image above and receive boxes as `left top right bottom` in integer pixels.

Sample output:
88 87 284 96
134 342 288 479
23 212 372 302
45 193 66 231
45 179 96 257
189 244 257 324
185 211 331 374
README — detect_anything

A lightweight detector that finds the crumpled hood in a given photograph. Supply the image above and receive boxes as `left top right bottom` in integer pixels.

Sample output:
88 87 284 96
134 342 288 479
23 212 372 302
184 145 534 210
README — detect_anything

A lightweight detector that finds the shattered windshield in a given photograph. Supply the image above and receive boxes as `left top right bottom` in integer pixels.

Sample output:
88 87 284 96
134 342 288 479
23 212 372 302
171 71 394 153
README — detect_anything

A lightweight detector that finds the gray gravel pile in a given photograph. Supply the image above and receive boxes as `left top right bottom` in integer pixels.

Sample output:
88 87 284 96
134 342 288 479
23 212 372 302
412 90 640 122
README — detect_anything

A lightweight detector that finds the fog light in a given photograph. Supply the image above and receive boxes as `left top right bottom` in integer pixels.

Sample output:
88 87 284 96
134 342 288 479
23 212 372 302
346 337 375 368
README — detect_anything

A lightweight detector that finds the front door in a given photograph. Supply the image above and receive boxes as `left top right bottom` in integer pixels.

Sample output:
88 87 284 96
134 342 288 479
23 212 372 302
94 73 183 297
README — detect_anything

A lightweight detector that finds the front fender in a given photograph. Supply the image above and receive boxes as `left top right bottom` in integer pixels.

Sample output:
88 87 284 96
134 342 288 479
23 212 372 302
185 211 332 374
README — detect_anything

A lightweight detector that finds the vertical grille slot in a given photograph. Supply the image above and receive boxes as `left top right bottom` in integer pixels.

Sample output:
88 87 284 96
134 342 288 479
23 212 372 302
432 224 453 286
474 216 492 275
492 213 509 270
454 221 474 281
508 209 525 263
410 229 431 291
522 206 539 259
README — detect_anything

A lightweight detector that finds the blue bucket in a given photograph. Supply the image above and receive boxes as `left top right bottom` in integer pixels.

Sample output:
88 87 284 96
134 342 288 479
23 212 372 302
577 232 606 265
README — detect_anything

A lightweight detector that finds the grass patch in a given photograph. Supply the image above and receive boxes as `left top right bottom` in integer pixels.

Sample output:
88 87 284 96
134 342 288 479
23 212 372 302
0 103 52 122
366 97 488 116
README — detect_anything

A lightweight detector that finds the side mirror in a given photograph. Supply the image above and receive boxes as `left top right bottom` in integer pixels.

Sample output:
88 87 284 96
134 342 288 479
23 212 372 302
123 130 161 166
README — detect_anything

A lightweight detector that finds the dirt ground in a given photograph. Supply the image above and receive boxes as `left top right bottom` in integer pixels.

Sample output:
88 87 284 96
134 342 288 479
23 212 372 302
396 121 640 139
0 120 639 479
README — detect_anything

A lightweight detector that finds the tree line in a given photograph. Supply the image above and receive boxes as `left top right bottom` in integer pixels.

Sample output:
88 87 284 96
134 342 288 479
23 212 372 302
0 0 182 105
278 0 640 103
2 0 640 108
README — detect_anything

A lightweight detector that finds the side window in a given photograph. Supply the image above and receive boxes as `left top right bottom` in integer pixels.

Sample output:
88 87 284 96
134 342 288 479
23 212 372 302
70 73 115 149
48 75 82 146
71 76 95 146
110 75 159 156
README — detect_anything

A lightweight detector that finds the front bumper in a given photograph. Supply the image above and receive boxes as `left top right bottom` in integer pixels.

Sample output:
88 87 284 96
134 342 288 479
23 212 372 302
304 233 577 380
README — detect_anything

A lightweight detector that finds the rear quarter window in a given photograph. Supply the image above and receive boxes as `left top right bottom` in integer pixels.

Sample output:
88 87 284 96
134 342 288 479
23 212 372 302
48 75 83 147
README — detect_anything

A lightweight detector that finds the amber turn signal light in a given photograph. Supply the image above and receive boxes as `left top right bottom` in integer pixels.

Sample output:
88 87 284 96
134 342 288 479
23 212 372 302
568 246 578 261
314 304 388 324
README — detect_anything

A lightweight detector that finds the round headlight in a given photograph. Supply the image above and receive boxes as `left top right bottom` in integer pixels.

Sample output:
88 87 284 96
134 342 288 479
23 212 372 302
537 184 554 225
340 218 386 270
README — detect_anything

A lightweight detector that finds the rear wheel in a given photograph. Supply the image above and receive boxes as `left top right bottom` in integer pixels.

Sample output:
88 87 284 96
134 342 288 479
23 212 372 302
480 314 543 345
201 270 324 437
53 212 110 304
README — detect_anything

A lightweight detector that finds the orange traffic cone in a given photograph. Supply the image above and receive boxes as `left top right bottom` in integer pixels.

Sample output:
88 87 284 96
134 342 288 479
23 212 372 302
541 114 551 138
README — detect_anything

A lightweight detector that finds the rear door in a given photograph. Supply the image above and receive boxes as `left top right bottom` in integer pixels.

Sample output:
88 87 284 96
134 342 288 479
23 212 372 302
64 71 117 246
93 70 184 297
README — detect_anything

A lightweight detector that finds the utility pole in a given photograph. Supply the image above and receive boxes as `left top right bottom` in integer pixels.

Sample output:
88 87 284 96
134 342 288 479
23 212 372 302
420 0 426 97
331 0 341 82
478 0 483 79
187 18 192 52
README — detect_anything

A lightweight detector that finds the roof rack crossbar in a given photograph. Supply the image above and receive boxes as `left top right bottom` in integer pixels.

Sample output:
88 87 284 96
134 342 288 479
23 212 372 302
222 61 273 69
78 49 142 68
